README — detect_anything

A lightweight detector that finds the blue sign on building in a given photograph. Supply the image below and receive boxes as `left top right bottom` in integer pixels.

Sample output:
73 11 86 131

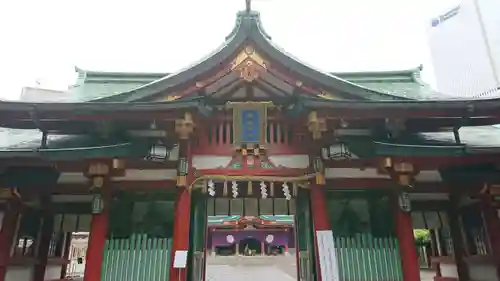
241 109 260 143
431 5 460 28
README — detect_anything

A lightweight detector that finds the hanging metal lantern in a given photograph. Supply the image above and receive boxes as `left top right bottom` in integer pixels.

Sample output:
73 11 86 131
91 194 104 214
178 157 188 176
313 157 324 173
146 142 170 162
398 192 411 213
327 143 352 160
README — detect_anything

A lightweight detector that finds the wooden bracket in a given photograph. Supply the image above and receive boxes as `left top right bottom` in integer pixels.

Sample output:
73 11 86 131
175 112 195 139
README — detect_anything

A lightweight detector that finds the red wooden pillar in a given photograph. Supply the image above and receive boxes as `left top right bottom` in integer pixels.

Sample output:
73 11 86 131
0 205 19 281
83 193 109 281
393 194 420 281
310 184 330 281
170 187 191 281
170 139 192 281
480 195 500 279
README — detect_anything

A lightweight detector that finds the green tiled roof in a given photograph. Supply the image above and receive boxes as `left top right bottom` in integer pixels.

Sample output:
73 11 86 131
73 66 446 101
366 126 500 156
69 67 166 101
0 129 149 160
333 67 452 100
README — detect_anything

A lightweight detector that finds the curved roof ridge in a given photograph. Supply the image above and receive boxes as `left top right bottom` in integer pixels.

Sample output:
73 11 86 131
75 66 168 77
90 40 235 102
332 66 423 76
92 13 249 102
93 8 413 102
254 26 409 100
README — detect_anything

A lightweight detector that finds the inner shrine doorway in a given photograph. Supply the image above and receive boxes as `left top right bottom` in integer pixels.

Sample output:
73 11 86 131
188 180 316 281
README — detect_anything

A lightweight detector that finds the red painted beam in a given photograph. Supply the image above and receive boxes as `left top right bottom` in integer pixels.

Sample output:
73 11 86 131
196 168 311 177
323 154 500 170
325 178 451 192
394 155 500 169
316 108 500 119
0 159 178 172
52 180 178 194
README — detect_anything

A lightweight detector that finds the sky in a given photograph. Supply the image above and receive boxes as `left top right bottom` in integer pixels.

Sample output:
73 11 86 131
0 0 460 101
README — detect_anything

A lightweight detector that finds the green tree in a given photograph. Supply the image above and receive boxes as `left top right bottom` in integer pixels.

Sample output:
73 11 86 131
413 229 430 245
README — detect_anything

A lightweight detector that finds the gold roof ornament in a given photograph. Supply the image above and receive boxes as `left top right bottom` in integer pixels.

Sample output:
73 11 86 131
166 95 181 101
231 45 267 83
318 90 342 100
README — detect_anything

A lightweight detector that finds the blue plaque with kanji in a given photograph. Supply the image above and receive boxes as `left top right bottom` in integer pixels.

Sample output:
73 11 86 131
241 109 260 143
231 102 268 145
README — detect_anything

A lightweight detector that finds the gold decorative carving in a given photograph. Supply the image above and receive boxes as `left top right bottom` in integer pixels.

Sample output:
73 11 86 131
177 176 187 187
383 157 393 168
307 111 327 140
0 188 20 200
155 94 181 102
87 163 110 177
166 95 181 101
316 173 326 185
231 45 267 83
92 176 105 189
398 174 411 186
393 162 414 173
239 61 260 82
175 112 195 139
232 45 267 69
317 90 342 100
112 158 125 169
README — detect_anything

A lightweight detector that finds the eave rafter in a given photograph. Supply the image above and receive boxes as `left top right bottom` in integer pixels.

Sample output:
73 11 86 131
255 79 289 97
148 43 345 103
217 80 245 99
151 62 235 102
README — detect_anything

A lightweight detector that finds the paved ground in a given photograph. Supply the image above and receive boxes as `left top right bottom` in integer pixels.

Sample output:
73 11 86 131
420 269 437 281
206 256 297 281
206 265 296 281
70 258 436 281
205 256 437 281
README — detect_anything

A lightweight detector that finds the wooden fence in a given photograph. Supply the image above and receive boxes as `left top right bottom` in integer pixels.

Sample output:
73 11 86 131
334 234 403 281
101 234 172 281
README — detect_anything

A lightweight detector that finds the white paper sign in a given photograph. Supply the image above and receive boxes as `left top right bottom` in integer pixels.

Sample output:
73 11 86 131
316 230 340 281
173 250 188 268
